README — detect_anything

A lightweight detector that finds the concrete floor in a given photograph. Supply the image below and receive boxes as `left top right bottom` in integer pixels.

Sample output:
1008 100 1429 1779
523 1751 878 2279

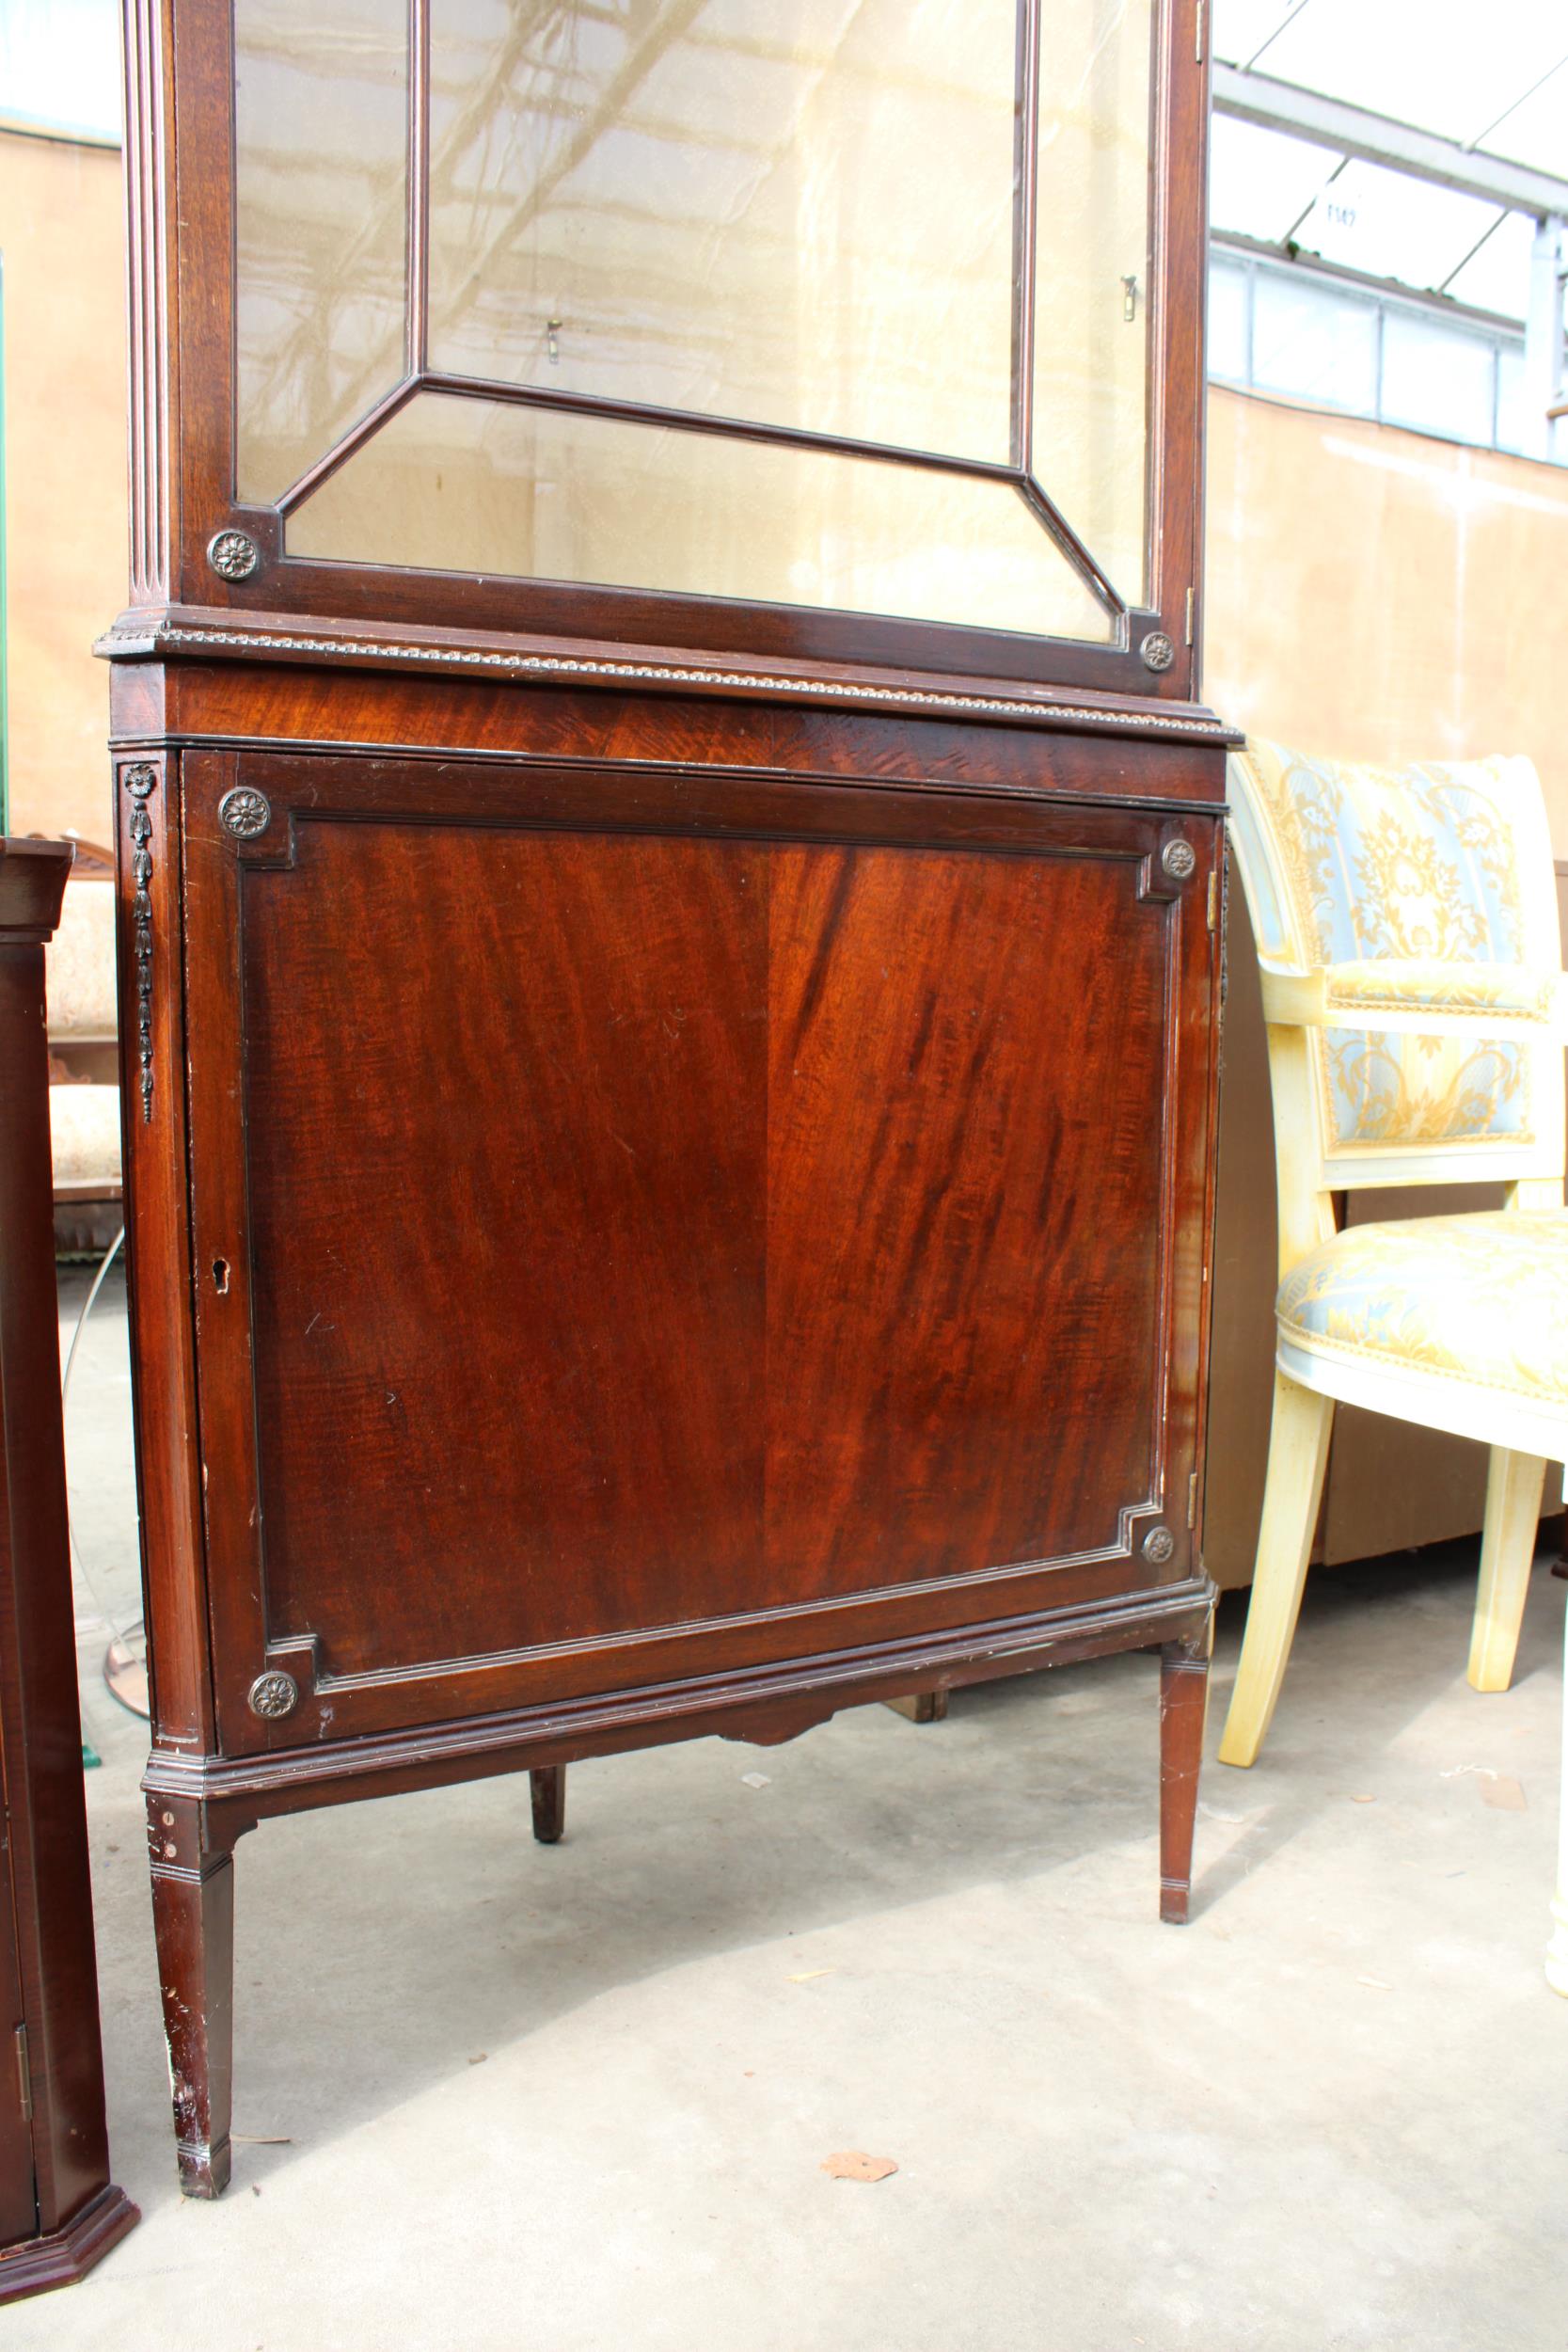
33 1266 1568 2350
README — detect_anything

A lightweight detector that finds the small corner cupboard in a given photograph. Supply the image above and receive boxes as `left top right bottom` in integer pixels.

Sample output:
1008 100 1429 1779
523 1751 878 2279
105 0 1231 2195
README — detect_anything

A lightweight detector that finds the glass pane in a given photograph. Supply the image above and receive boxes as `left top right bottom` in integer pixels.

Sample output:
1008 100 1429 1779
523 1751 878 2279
1228 0 1564 153
1481 57 1568 177
234 0 409 503
1251 272 1378 413
1445 210 1535 324
286 392 1114 642
1379 313 1495 445
1030 0 1152 604
0 0 121 142
426 0 1019 466
1206 115 1339 246
1207 257 1250 385
1291 159 1500 297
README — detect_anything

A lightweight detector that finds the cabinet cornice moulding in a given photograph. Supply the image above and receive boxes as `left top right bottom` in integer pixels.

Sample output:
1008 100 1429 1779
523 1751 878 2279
96 608 1240 746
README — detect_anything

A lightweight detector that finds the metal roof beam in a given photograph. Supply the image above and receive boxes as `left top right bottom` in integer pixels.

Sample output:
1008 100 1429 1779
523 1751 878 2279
1211 230 1525 335
1212 62 1568 219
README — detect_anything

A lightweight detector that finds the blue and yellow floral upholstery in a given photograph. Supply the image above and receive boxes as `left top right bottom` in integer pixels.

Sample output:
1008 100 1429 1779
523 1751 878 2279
1228 739 1561 1175
1278 1211 1568 1407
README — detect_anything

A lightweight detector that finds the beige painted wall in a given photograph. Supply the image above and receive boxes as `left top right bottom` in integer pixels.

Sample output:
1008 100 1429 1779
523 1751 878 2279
2 129 125 845
1205 383 1568 850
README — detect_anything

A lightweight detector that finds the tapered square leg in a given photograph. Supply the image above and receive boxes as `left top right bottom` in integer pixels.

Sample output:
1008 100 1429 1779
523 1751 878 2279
530 1765 566 1844
147 1797 236 2198
1160 1631 1211 1924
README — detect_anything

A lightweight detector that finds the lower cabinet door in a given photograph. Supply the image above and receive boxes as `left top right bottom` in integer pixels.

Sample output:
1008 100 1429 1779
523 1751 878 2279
180 744 1220 1752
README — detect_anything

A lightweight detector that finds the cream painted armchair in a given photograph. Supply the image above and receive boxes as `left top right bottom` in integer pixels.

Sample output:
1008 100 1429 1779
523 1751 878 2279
1217 738 1568 1990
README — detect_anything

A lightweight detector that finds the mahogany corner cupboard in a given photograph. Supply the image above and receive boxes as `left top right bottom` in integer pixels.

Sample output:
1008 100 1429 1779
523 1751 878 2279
105 0 1232 2196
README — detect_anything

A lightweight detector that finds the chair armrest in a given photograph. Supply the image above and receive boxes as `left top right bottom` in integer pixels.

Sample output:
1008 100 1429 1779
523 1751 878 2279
1258 959 1568 1036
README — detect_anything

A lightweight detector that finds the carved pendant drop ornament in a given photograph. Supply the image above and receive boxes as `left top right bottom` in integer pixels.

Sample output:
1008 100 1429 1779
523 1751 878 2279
124 763 158 1122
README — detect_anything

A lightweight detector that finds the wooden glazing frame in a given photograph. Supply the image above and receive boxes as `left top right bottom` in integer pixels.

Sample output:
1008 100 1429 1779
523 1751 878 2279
119 0 1212 699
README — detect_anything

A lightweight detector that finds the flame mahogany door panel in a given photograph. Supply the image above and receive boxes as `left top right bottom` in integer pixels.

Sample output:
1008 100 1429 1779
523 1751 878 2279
178 747 1218 1756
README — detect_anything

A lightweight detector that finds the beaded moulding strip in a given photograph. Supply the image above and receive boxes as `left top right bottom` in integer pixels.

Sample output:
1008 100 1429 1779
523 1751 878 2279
108 623 1236 743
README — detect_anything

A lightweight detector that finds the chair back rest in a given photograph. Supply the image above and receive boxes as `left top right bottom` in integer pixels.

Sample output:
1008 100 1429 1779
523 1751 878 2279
1227 738 1565 1202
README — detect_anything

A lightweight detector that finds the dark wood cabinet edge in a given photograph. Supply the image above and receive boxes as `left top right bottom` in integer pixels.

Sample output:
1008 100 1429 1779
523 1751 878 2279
0 841 74 942
118 548 1194 699
118 732 1234 818
0 843 135 2283
141 1578 1215 1832
0 2185 140 2309
96 607 1240 748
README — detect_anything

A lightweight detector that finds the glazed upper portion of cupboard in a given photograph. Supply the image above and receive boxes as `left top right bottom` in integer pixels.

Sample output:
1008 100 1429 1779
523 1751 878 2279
119 0 1211 698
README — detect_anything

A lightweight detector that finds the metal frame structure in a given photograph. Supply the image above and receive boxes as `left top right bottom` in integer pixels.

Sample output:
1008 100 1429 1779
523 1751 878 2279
1210 234 1533 458
1212 62 1568 460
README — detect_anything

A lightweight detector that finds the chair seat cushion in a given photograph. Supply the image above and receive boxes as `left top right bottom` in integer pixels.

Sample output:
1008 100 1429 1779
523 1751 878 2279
47 877 118 1041
1276 1209 1568 1407
50 1083 122 1190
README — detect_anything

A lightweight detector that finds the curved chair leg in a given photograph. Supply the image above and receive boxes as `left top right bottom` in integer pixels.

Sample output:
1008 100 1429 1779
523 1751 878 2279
1218 1372 1334 1769
1547 1582 1568 1997
1467 1448 1548 1692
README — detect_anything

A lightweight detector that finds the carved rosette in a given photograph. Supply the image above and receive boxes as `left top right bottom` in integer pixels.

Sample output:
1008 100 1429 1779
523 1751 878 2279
206 528 260 581
218 785 272 840
247 1670 299 1721
124 764 158 1122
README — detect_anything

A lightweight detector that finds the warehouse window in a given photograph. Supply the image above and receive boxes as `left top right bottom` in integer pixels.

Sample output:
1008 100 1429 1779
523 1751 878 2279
0 0 121 147
1209 246 1551 461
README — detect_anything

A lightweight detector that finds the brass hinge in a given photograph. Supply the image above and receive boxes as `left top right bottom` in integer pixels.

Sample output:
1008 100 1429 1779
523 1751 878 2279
13 2025 30 2122
1207 869 1219 931
1184 586 1195 645
1196 0 1206 63
1187 1470 1199 1528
